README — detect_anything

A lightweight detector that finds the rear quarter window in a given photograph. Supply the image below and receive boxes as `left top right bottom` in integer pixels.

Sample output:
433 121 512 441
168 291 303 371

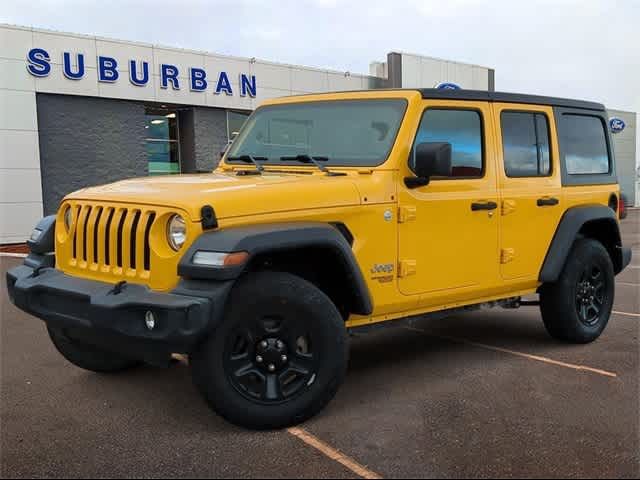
561 114 610 175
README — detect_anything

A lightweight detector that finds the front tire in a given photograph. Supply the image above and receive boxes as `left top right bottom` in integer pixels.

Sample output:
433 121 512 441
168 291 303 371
540 238 615 343
48 327 140 373
191 271 349 430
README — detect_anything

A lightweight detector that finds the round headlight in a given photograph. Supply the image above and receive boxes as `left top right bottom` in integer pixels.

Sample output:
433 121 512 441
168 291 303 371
64 207 73 231
167 214 186 251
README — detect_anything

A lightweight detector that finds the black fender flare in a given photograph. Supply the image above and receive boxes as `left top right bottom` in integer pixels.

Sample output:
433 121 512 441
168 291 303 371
539 205 624 282
178 222 373 315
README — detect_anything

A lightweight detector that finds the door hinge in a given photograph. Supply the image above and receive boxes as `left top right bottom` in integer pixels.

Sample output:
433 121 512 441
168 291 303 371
398 206 417 223
398 259 417 277
502 199 516 216
501 248 515 264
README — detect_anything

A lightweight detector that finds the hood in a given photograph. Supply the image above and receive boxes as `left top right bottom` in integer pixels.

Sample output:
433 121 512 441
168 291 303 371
65 171 362 221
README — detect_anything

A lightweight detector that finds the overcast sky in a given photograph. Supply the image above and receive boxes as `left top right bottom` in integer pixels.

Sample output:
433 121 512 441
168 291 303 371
2 0 638 113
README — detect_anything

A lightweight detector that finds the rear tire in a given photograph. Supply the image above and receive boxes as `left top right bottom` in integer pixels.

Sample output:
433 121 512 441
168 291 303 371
48 327 140 373
191 271 349 430
540 238 615 343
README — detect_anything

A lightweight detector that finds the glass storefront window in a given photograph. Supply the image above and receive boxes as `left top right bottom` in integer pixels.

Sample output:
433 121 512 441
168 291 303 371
227 110 251 142
145 109 180 175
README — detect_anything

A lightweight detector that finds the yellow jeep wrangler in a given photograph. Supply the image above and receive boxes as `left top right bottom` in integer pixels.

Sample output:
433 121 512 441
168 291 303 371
7 89 632 430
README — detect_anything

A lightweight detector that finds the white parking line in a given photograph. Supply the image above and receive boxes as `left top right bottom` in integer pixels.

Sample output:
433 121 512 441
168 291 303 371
613 310 640 318
168 356 381 478
405 327 618 378
287 427 383 479
617 282 640 287
0 252 27 258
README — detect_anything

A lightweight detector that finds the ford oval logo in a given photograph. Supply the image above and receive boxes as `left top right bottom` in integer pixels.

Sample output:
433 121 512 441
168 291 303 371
610 118 626 134
436 82 462 90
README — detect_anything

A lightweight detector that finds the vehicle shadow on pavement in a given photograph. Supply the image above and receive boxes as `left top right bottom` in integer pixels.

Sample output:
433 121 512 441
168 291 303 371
73 363 244 434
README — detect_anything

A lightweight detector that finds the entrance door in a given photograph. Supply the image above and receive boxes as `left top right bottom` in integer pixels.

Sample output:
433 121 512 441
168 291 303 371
398 101 500 301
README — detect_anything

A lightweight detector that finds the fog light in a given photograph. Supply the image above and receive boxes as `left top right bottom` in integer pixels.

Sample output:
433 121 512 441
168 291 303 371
145 311 156 330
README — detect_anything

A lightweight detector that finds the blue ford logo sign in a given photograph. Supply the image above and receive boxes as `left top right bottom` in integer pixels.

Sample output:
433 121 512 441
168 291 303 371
609 118 626 134
436 82 462 90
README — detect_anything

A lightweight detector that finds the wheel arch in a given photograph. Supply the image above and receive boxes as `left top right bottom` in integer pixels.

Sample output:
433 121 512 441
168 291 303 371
540 204 624 282
178 222 373 318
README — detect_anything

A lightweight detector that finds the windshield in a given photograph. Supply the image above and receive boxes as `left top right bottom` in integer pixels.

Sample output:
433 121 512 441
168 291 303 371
226 99 407 167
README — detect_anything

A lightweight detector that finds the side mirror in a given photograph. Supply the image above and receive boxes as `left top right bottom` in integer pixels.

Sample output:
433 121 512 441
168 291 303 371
405 142 452 188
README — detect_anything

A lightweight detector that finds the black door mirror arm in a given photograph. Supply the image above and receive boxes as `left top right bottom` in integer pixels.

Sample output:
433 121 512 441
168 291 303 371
404 176 430 189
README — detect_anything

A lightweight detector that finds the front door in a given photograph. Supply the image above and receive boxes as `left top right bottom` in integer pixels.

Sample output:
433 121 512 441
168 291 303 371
398 100 500 302
493 103 564 280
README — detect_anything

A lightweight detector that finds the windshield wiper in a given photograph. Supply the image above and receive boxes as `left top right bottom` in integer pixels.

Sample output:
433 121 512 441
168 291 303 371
279 155 346 176
227 155 268 174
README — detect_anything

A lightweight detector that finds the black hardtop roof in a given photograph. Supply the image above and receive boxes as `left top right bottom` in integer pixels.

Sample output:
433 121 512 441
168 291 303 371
418 88 605 111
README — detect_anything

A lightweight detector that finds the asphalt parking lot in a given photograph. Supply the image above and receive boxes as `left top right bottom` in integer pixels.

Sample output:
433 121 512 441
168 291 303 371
1 211 638 478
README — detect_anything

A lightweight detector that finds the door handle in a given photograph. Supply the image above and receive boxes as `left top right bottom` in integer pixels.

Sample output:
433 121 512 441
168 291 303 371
471 201 498 211
537 197 559 207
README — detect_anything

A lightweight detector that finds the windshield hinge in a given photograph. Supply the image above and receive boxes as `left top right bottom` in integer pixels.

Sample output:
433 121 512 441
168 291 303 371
398 206 417 223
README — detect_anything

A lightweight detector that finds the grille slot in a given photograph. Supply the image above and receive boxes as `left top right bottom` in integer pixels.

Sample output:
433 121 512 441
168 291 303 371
104 208 114 266
129 211 141 270
143 212 156 271
69 203 156 276
92 207 103 264
116 211 127 268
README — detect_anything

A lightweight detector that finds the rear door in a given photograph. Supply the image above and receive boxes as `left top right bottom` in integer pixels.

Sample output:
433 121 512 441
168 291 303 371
493 103 564 280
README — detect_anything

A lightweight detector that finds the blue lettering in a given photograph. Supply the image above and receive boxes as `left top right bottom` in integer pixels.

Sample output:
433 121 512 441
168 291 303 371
62 52 85 80
240 74 256 97
129 60 149 86
215 71 233 95
26 48 51 77
160 64 180 90
190 68 207 92
98 56 119 82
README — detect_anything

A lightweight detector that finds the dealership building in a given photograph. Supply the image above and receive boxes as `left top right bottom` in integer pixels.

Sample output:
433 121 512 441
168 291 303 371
0 23 637 244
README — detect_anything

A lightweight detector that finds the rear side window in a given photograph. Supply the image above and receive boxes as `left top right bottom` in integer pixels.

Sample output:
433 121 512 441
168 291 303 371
412 109 483 178
501 112 551 177
561 114 610 175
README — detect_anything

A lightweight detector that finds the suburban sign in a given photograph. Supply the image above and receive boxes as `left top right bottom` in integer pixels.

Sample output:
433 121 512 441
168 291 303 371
26 47 257 97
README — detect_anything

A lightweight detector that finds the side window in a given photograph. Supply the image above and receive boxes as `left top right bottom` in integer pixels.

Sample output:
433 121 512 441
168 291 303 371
412 109 483 178
501 112 551 177
561 114 610 175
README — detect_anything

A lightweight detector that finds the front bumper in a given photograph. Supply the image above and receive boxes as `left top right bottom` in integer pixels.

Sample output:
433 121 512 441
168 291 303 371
7 262 231 366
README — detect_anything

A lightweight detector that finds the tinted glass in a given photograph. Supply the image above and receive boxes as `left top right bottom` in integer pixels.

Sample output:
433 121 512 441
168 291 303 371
227 100 407 167
412 109 483 178
227 110 250 142
501 112 551 177
562 115 610 174
145 109 180 175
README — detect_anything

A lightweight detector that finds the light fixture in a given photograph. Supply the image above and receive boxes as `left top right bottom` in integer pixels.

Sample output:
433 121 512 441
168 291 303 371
192 250 249 267
165 113 176 119
151 119 165 125
167 214 187 251
64 206 74 231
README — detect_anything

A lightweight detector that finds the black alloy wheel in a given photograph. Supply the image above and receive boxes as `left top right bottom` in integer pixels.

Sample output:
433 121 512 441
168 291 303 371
224 314 319 405
575 264 607 326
